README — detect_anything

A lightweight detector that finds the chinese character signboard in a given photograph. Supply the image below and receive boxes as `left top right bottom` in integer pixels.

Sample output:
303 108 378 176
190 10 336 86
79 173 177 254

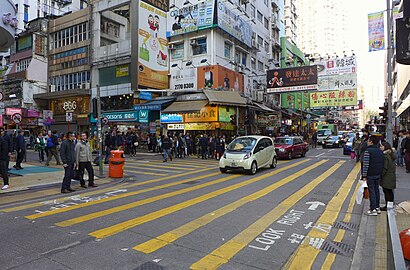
197 65 244 93
142 0 169 12
170 69 197 91
368 12 385 51
267 66 318 93
310 90 357 108
167 0 216 37
138 1 169 89
318 73 357 91
316 56 357 75
6 108 22 116
184 106 218 122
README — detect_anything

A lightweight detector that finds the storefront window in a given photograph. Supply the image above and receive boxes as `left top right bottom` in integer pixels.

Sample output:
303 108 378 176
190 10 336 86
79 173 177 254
101 94 134 111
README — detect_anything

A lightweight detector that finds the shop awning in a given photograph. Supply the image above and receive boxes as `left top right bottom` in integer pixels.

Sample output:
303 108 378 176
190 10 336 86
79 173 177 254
281 109 302 117
203 90 247 107
162 100 208 113
251 102 277 113
134 97 175 110
33 89 91 100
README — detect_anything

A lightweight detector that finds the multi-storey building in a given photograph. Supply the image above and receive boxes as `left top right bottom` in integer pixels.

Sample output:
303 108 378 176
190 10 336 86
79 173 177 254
284 0 297 45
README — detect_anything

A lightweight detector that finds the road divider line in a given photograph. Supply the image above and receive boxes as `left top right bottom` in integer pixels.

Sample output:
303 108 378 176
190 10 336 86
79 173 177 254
125 161 197 170
129 160 210 169
124 166 183 173
133 160 325 254
21 168 217 219
283 162 360 270
89 159 311 239
190 160 344 270
123 170 167 176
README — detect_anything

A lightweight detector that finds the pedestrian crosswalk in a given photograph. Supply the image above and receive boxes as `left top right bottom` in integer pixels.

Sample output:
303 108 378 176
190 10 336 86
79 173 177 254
0 157 362 270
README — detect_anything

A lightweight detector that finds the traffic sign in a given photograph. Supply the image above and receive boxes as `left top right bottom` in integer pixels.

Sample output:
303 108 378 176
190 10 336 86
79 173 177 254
12 113 22 124
306 114 311 119
102 116 109 125
0 92 4 101
66 112 73 122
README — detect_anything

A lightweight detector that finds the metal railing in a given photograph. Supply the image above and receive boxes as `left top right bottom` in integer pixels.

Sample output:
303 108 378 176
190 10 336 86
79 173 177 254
386 201 407 270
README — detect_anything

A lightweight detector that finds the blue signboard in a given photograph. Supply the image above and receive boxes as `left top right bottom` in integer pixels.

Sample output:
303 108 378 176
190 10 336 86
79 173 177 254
160 113 183 123
139 110 149 123
139 91 152 100
134 104 161 111
102 111 138 122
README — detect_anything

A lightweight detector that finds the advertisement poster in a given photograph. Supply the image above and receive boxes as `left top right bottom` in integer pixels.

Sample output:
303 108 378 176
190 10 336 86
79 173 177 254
217 0 252 47
267 66 318 93
197 65 244 93
368 12 385 52
218 106 233 122
310 90 357 108
142 0 169 12
170 68 198 91
316 56 357 75
184 106 218 123
318 73 357 91
167 0 215 37
138 1 169 89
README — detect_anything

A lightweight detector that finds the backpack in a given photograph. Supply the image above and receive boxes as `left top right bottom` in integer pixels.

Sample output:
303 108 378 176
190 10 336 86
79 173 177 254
46 137 54 148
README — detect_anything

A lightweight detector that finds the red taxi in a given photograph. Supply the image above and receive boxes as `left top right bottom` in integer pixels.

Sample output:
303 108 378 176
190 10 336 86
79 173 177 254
274 136 309 159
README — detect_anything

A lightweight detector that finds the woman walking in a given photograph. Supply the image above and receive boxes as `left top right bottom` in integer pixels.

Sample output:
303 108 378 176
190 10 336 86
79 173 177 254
380 141 396 211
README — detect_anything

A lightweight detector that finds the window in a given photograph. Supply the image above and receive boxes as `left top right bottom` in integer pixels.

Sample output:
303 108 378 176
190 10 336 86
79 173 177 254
250 5 255 18
241 52 247 66
17 58 31 72
257 35 263 46
251 57 256 70
24 5 29 22
264 41 269 53
258 60 264 71
224 43 232 59
257 11 263 23
264 17 269 29
235 51 240 64
171 43 184 59
51 71 90 91
193 37 206 55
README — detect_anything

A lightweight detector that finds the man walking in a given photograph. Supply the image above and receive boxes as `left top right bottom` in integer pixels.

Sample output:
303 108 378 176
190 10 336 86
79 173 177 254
0 129 10 190
199 134 208 159
60 132 76 193
362 135 384 216
45 131 62 166
162 134 172 162
75 132 97 188
396 131 405 166
14 130 26 170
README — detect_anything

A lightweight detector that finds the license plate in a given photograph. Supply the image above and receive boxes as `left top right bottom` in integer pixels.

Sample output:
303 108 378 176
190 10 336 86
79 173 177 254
231 162 237 167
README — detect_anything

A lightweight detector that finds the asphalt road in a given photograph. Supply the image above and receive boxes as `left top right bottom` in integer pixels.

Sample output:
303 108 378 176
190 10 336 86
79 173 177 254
0 146 364 270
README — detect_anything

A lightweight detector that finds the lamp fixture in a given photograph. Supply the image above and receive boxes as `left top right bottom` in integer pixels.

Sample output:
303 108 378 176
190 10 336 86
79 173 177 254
171 63 182 70
183 0 192 5
200 58 211 65
186 60 197 68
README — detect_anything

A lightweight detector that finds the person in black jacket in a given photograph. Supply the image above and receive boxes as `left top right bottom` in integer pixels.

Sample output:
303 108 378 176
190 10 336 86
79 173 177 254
199 134 208 159
362 135 384 216
0 129 10 190
14 130 26 170
403 131 410 173
161 134 172 162
59 132 76 193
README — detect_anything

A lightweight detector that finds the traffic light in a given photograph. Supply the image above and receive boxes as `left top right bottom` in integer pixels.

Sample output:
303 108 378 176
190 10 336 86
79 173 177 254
230 114 236 125
92 98 98 119
379 101 388 124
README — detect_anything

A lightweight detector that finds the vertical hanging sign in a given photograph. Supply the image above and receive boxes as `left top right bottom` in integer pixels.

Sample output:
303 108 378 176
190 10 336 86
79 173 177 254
368 11 385 52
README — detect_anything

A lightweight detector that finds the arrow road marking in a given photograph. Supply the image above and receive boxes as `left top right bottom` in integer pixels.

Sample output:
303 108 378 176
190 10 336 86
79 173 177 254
306 201 326 210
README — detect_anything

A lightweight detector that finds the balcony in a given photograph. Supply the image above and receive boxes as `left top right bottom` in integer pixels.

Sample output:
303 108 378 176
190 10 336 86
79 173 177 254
0 0 17 51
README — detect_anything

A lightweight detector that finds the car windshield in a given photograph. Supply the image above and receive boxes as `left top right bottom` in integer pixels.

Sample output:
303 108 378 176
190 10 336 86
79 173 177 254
275 138 293 145
227 137 257 152
327 136 339 140
318 130 332 136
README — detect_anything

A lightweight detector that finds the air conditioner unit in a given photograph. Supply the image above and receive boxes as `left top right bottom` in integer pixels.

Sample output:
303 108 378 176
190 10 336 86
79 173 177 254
81 83 90 89
49 85 56 92
190 40 198 46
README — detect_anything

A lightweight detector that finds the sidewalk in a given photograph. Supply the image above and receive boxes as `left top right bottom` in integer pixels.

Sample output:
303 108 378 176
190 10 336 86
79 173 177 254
353 166 410 270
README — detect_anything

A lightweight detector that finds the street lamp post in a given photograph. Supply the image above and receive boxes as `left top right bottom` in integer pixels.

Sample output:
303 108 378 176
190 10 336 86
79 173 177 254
386 0 394 145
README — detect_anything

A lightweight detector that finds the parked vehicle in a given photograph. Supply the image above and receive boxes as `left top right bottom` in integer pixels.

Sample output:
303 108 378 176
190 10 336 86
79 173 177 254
323 135 343 148
317 124 338 144
219 136 277 175
343 137 354 155
274 136 309 159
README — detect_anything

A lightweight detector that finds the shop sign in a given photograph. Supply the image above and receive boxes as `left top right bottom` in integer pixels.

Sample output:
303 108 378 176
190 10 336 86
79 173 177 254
143 0 169 12
160 113 183 123
267 66 318 93
139 110 149 123
170 69 197 91
43 110 53 121
177 93 206 101
167 0 215 37
6 108 22 116
52 97 89 115
184 106 218 123
316 56 357 75
197 65 244 94
318 73 357 91
139 91 153 100
167 123 184 130
134 104 161 110
219 122 234 131
218 106 233 122
184 122 216 131
0 115 3 127
115 64 129 77
137 1 169 89
27 109 39 118
102 111 138 122
310 90 357 108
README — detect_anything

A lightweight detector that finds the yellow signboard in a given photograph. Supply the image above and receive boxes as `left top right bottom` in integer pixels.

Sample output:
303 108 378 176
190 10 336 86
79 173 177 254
116 64 129 77
184 123 216 130
184 106 218 123
310 90 357 108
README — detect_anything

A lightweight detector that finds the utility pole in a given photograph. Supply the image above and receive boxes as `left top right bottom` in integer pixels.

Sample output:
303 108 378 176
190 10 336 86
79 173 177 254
96 84 103 177
386 0 395 145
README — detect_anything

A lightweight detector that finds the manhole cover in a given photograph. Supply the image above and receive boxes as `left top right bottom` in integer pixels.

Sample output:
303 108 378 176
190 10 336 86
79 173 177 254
133 261 166 270
333 221 359 231
320 240 354 257
182 181 200 185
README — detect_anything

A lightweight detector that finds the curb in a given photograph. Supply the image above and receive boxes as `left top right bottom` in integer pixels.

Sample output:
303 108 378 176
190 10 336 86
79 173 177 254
351 200 367 270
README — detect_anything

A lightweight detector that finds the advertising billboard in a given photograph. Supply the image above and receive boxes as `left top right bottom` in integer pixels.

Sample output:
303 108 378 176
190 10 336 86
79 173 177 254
266 66 318 93
217 0 252 47
368 11 385 52
138 1 169 89
167 0 216 37
184 106 218 123
197 65 244 93
310 90 357 108
316 56 357 75
170 68 198 91
318 73 357 91
142 0 169 12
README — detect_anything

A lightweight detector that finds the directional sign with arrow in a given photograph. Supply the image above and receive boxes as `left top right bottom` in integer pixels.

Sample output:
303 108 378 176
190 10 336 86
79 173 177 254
305 201 325 210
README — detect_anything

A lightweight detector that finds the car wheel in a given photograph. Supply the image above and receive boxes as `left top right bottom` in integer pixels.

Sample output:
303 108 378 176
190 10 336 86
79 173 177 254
249 161 257 175
270 156 277 168
220 168 227 173
301 150 306 157
288 151 293 160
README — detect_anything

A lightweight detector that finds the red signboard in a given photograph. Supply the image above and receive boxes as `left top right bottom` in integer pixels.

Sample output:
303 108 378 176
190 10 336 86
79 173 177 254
6 108 22 116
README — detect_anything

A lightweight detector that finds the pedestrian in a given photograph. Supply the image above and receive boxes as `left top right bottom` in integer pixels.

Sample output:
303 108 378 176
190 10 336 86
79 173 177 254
75 132 98 188
379 141 396 211
353 133 361 162
35 132 46 162
162 134 172 162
104 132 111 164
14 130 26 170
199 134 208 159
45 130 62 166
60 132 76 193
0 129 10 190
312 132 318 148
396 131 405 166
2 129 13 171
359 130 370 179
403 131 410 173
362 135 384 216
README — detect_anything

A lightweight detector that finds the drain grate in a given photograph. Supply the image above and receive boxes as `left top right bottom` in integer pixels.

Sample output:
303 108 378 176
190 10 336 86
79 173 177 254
333 221 359 231
182 181 200 185
320 240 354 257
133 261 166 270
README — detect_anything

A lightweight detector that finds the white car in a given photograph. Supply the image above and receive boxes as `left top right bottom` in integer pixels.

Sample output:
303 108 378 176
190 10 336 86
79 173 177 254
219 136 277 175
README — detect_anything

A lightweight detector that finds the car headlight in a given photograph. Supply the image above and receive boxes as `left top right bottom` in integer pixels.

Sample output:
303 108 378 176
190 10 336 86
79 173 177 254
279 148 286 152
244 151 251 159
335 141 339 143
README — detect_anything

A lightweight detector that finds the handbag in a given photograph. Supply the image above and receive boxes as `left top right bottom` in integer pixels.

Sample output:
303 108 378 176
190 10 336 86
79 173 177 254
139 43 150 61
72 169 82 181
350 151 356 159
363 187 369 199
